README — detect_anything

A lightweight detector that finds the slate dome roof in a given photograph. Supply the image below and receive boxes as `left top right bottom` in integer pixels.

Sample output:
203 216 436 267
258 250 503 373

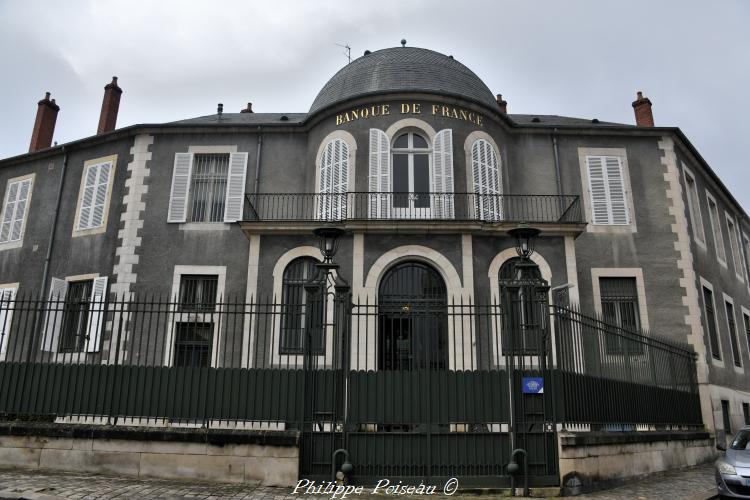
309 46 498 116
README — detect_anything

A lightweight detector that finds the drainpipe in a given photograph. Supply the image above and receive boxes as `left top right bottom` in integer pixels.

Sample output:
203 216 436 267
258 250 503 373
552 128 562 197
40 147 68 294
253 126 263 195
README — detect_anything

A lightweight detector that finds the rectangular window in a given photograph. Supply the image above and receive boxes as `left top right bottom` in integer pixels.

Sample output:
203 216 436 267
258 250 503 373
702 286 721 360
586 156 630 225
600 277 642 354
174 322 212 367
0 286 18 359
742 233 750 284
59 280 93 352
726 215 744 280
725 300 741 367
0 176 33 246
743 313 750 359
722 399 732 435
188 154 229 223
707 194 727 264
744 403 750 426
683 169 705 244
178 275 218 311
76 160 113 231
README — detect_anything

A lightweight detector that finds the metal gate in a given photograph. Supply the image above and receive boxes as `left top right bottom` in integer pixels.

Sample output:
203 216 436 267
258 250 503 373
298 257 558 489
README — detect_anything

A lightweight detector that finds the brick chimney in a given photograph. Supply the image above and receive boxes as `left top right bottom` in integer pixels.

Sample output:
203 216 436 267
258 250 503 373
240 102 254 113
496 94 507 114
632 91 654 127
97 76 122 135
29 92 60 152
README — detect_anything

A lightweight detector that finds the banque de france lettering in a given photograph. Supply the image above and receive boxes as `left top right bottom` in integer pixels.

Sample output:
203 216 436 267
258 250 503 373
335 103 483 127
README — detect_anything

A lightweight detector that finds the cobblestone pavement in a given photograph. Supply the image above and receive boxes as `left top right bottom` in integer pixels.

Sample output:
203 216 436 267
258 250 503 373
0 464 717 499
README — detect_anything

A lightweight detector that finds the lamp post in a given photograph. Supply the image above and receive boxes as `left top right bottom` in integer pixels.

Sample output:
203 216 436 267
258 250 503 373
508 226 541 259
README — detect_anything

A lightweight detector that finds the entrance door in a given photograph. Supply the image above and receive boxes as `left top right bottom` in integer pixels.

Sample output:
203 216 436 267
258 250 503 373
392 133 432 219
378 261 447 370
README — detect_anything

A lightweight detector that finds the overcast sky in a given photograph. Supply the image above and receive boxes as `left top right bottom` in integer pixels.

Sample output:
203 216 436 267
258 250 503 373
1 0 748 211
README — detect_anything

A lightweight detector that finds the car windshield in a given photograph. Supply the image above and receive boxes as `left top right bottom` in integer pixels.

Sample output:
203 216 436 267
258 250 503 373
730 430 750 450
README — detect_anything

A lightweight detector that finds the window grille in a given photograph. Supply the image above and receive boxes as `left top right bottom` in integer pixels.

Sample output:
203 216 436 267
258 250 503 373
599 277 642 354
188 154 229 223
179 275 218 311
280 257 324 354
174 322 212 367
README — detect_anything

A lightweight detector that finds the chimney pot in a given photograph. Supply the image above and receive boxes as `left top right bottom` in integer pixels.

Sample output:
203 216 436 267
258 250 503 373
97 75 122 135
496 93 508 114
29 92 60 152
632 91 654 127
240 102 254 113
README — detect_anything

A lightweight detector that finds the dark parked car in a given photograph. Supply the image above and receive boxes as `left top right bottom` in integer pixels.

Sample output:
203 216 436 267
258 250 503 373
716 427 750 498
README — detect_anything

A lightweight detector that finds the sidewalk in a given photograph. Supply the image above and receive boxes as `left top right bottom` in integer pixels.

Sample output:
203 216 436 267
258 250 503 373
0 464 717 499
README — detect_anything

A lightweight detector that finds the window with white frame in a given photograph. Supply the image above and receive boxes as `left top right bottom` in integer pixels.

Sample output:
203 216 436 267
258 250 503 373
726 214 744 280
0 175 33 248
743 233 750 285
317 139 349 221
74 158 115 234
280 257 324 355
174 274 218 367
585 156 630 225
167 151 248 223
41 276 108 354
683 167 705 245
599 277 643 354
0 285 18 360
724 298 742 368
706 193 727 264
742 310 750 359
471 138 502 221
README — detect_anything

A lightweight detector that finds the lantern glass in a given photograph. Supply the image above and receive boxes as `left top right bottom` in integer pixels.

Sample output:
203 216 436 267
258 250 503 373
313 227 346 263
508 227 541 259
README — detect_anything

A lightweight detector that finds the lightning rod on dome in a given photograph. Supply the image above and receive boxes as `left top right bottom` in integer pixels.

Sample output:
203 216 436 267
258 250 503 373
401 39 407 47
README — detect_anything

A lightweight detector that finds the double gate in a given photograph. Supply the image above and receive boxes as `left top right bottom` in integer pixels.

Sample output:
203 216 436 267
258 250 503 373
297 258 558 488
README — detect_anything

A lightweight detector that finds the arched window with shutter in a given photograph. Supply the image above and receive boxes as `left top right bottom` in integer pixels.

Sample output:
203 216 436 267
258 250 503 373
471 139 503 221
317 139 349 220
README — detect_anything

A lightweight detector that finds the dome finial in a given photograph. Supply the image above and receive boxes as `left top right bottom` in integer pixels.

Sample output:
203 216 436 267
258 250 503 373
400 39 406 47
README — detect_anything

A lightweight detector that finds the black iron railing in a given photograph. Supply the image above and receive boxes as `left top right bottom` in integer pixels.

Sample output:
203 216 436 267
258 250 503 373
244 192 584 223
0 293 701 430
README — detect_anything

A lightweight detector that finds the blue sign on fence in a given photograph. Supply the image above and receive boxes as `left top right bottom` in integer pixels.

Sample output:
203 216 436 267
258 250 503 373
522 377 544 394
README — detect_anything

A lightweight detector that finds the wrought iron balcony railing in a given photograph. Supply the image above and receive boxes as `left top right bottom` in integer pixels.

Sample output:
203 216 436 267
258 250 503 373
244 192 584 224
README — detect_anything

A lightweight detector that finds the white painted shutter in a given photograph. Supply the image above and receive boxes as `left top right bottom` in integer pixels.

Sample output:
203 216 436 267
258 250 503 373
84 277 108 352
42 278 68 352
432 129 455 218
472 139 502 221
368 129 390 219
586 156 610 224
91 162 111 228
317 139 349 221
318 141 333 220
167 153 194 223
0 178 32 243
605 156 629 225
78 162 111 230
0 288 17 356
223 152 248 222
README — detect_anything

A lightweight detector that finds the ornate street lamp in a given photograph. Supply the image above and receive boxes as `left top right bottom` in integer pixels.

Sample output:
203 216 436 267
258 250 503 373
508 227 541 259
313 226 346 267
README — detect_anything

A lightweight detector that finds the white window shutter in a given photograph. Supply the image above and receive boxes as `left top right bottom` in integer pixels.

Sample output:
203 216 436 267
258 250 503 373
0 288 17 357
10 179 31 241
368 129 390 218
85 277 108 352
224 152 248 222
318 139 349 221
432 129 455 218
471 139 502 221
78 164 98 230
167 153 194 223
605 157 629 225
586 156 610 224
42 278 68 352
90 162 111 228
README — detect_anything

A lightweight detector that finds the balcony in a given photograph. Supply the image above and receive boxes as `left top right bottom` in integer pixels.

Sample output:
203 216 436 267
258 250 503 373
240 192 586 235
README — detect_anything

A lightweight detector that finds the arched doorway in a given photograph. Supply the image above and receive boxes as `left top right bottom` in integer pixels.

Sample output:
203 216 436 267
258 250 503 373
378 261 447 370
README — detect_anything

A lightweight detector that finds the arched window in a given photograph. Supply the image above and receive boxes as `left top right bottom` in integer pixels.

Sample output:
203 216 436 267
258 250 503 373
318 139 349 220
471 139 502 221
498 257 548 355
280 257 324 354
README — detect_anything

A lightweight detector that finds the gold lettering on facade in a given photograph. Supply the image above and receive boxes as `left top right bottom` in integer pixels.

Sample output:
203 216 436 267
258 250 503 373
335 102 482 126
